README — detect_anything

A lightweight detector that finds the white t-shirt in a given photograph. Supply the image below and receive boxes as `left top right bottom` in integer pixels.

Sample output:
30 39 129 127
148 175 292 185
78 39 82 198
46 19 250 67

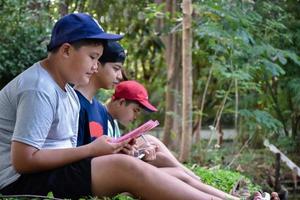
0 62 80 189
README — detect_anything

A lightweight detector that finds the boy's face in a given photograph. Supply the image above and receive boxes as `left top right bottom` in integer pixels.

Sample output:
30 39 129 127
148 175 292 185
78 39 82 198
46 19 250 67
95 62 123 89
62 44 103 85
116 99 141 126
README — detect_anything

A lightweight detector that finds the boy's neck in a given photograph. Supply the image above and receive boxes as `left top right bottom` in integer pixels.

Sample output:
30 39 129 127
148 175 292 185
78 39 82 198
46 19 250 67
40 57 67 90
74 75 105 102
106 101 118 119
74 84 98 102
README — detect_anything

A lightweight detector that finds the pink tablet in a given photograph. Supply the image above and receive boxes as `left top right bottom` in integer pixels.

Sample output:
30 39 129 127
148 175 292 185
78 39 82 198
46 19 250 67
111 120 159 143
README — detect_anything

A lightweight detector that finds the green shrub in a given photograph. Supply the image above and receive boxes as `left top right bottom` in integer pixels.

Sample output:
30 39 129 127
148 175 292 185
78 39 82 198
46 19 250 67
0 0 51 88
189 165 261 194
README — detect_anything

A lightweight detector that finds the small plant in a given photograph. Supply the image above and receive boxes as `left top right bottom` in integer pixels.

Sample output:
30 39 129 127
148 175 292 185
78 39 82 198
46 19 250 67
187 165 261 194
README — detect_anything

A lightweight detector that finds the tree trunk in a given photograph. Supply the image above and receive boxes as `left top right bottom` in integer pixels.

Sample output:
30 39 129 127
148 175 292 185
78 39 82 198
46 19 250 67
170 48 182 151
265 78 289 136
193 65 213 143
179 0 193 162
207 81 233 148
161 0 181 147
235 78 239 135
78 0 86 12
59 0 69 17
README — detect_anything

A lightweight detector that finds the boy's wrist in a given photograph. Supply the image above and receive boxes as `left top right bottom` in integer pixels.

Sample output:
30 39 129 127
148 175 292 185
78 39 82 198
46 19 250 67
81 143 94 158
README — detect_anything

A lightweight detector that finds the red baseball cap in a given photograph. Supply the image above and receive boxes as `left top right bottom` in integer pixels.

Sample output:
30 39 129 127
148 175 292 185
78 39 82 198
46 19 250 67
112 80 157 112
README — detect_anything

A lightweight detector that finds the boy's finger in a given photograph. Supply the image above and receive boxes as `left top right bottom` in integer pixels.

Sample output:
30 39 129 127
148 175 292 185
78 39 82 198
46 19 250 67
109 139 130 148
111 142 128 151
124 143 134 149
129 138 136 145
121 148 134 156
114 146 126 153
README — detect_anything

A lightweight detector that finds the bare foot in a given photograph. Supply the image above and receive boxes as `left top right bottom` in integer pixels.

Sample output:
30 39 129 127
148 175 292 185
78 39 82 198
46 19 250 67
252 191 263 200
271 192 280 200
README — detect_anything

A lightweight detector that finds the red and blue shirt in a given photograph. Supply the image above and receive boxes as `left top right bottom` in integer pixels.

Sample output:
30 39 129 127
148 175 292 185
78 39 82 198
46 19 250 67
76 90 108 146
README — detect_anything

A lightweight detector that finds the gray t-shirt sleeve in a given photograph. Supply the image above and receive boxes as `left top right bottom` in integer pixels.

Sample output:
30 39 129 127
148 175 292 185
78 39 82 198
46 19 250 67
12 90 54 149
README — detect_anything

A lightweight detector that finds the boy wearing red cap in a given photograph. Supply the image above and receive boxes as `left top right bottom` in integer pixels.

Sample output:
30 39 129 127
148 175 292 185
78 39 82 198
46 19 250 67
107 80 157 138
0 13 221 200
107 81 280 200
106 80 243 200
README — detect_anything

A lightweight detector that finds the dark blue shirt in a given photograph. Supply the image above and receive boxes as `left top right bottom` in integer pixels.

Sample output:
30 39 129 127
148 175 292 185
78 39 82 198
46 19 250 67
76 90 108 146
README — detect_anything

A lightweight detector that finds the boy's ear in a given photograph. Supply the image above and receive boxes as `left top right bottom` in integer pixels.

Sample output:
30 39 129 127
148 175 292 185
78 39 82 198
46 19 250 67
60 43 72 58
118 98 126 106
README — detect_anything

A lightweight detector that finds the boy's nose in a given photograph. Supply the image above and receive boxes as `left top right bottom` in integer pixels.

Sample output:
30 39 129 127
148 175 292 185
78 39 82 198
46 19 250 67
91 62 99 73
116 70 122 81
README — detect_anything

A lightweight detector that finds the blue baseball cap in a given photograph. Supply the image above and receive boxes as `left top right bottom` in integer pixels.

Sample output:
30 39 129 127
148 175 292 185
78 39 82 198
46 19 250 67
47 13 123 51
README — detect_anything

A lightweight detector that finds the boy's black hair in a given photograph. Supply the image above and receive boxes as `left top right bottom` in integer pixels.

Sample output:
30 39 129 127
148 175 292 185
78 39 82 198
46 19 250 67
47 39 106 53
99 41 126 65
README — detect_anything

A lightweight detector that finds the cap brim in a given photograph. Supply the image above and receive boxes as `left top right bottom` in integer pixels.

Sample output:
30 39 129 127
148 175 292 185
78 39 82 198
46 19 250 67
139 100 158 112
88 33 124 41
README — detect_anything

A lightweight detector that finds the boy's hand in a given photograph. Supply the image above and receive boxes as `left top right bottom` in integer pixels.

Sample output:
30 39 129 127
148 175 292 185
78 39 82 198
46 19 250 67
118 138 138 156
140 144 158 161
120 143 137 156
135 138 158 161
87 135 129 157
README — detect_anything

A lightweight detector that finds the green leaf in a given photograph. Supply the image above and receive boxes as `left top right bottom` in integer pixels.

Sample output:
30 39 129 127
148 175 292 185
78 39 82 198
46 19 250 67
283 51 300 66
47 191 54 198
262 59 285 76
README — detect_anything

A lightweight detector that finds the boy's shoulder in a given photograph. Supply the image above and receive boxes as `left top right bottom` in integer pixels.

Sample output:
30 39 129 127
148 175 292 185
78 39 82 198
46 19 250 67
1 62 62 104
16 62 61 96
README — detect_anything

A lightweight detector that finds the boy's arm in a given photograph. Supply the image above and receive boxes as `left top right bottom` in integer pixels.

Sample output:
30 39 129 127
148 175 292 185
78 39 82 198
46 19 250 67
11 140 91 173
11 90 128 173
11 135 128 173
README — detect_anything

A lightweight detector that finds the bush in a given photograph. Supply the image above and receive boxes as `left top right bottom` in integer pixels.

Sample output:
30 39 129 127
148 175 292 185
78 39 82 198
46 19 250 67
0 0 51 88
188 165 261 194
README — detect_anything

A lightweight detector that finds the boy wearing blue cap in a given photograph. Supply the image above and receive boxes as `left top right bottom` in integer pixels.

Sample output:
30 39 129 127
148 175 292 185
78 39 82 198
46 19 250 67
0 13 231 200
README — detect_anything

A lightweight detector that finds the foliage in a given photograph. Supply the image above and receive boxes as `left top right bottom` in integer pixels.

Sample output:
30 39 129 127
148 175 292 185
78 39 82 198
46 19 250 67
0 0 51 88
1 1 300 198
1 0 300 159
239 109 283 135
192 0 300 147
72 0 168 124
189 165 261 194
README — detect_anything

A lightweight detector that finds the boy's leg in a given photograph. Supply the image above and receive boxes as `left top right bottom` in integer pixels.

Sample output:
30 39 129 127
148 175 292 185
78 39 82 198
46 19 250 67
91 154 224 200
159 167 239 200
144 134 200 180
